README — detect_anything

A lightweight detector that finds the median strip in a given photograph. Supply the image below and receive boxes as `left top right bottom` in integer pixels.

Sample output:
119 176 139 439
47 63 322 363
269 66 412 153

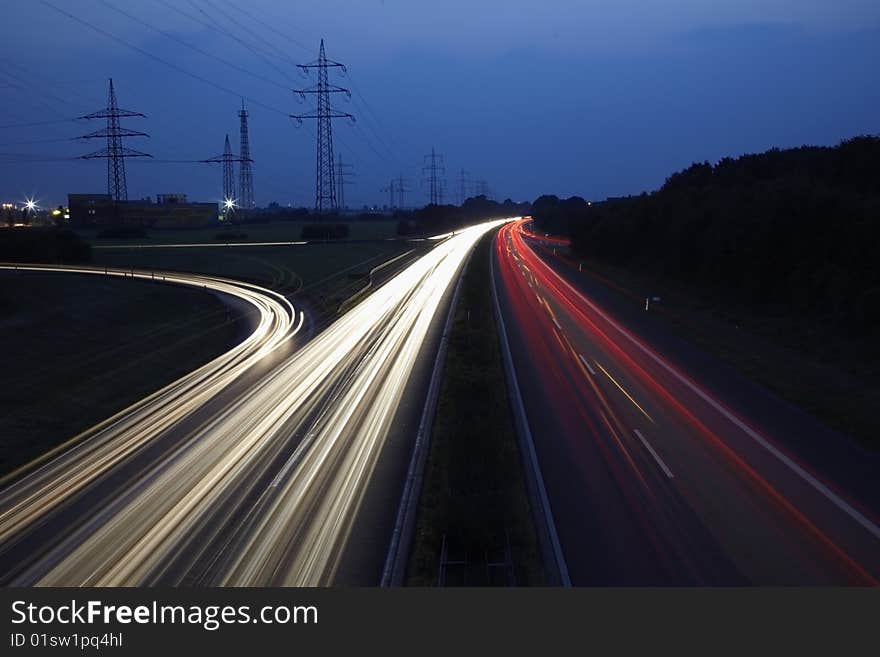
403 231 546 586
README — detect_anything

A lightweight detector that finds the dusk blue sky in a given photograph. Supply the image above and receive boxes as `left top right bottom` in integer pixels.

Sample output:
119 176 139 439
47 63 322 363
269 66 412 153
1 1 878 208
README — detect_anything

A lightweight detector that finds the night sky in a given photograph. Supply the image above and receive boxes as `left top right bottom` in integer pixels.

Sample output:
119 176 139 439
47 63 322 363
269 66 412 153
1 0 878 208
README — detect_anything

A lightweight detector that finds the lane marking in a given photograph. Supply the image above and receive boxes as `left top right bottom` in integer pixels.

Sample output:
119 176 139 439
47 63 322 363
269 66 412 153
551 316 562 330
549 267 880 542
578 354 596 376
270 432 315 489
594 360 655 424
491 245 571 586
634 429 674 479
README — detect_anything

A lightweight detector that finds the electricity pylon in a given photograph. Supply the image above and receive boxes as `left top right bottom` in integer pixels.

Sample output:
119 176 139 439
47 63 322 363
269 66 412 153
422 147 445 205
204 134 249 219
292 39 355 214
336 153 354 211
238 100 255 210
77 78 151 201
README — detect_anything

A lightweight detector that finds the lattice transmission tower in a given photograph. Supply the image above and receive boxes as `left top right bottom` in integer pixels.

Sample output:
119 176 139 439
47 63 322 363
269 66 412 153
382 176 409 211
336 153 354 211
292 39 355 214
458 168 470 205
422 147 446 205
381 178 396 210
77 78 151 201
396 174 409 210
204 134 248 219
238 100 255 210
474 178 492 199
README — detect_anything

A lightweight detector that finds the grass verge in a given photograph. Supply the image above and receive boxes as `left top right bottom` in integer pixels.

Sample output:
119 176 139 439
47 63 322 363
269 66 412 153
550 247 880 451
0 272 242 476
406 232 545 586
90 241 414 323
76 220 399 246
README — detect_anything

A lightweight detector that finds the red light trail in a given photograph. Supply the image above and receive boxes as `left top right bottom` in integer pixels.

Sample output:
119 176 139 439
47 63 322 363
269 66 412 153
493 218 879 585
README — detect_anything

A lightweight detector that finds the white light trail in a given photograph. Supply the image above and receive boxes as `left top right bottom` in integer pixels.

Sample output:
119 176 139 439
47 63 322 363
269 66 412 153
0 219 508 586
0 265 300 551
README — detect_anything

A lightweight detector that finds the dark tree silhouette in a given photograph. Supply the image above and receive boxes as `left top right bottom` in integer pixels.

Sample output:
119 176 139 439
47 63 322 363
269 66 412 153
532 137 880 336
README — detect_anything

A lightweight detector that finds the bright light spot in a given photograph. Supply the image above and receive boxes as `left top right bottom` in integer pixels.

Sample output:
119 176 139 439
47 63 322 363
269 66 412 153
24 198 38 212
223 198 237 211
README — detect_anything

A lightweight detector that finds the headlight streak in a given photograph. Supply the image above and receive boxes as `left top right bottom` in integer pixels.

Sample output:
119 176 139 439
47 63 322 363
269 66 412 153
0 264 299 559
0 220 508 586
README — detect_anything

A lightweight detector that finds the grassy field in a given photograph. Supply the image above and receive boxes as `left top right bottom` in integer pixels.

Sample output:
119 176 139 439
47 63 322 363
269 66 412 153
91 240 414 320
551 248 880 451
91 242 403 290
406 233 545 586
75 220 399 246
0 239 417 478
0 272 242 477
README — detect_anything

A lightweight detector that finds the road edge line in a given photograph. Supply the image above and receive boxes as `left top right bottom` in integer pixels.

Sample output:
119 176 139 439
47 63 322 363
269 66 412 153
380 249 470 586
489 239 571 586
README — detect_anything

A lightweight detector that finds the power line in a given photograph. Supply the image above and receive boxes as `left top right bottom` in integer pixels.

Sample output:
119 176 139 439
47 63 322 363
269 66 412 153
200 0 400 176
0 118 81 130
153 0 293 83
215 0 313 59
0 152 77 162
196 0 300 78
38 0 290 118
38 0 375 198
345 71 397 160
0 60 103 105
0 137 76 147
31 0 397 207
0 67 92 120
97 0 290 91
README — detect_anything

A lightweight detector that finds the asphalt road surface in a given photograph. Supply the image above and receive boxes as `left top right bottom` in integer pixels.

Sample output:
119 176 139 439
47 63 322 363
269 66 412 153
0 221 504 586
493 219 880 585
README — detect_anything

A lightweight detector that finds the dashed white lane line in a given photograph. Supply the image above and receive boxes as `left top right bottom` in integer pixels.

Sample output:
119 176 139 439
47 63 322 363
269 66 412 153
549 268 880 541
634 429 674 479
578 353 596 376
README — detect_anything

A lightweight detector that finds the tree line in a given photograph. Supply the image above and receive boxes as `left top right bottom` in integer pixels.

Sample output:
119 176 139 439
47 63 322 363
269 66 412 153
396 195 531 236
532 137 880 336
0 229 91 264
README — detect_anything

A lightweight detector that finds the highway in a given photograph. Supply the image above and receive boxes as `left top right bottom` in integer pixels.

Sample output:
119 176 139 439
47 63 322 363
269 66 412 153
493 219 880 585
0 220 505 586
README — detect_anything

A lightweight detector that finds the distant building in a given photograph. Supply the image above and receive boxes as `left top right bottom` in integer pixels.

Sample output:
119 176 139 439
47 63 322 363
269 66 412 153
157 193 188 204
68 193 217 228
68 194 111 225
